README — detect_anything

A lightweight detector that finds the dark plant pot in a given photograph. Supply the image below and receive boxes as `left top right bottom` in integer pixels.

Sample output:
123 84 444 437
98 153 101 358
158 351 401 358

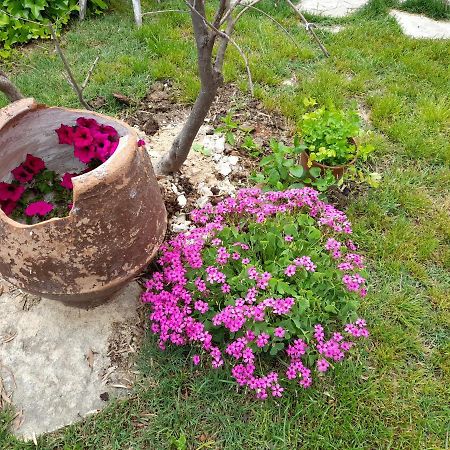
0 99 167 308
299 138 357 180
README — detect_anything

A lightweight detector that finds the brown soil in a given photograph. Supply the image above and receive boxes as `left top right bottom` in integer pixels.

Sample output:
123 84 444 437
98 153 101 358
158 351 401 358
120 82 358 219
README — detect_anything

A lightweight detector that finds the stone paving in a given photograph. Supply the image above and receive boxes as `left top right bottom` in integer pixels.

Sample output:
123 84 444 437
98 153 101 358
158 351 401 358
0 281 142 440
297 0 370 17
390 9 450 39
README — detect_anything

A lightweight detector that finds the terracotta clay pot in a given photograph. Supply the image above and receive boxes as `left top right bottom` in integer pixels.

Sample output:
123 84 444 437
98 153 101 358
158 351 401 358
0 99 167 308
299 138 357 180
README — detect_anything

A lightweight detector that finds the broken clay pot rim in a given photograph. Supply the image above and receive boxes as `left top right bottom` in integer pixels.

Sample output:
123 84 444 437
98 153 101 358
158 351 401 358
0 98 138 230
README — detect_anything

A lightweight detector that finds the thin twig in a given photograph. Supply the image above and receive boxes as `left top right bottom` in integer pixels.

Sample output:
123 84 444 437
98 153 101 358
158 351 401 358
244 5 300 49
81 54 100 91
234 0 263 23
185 1 254 96
285 0 330 57
219 0 245 26
0 8 42 26
48 23 92 110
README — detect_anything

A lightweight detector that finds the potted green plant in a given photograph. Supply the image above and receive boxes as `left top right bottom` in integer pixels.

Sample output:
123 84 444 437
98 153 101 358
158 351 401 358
298 105 366 179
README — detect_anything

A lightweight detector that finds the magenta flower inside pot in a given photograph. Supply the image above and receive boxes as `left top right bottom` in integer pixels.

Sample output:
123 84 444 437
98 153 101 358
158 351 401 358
0 98 167 308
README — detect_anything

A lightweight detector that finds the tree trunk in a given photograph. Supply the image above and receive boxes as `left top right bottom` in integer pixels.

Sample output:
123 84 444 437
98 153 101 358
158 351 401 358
156 0 223 175
0 71 24 103
132 0 142 27
156 85 219 174
79 0 87 21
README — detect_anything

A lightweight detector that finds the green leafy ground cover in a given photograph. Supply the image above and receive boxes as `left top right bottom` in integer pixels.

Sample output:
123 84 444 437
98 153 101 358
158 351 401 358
1 0 449 448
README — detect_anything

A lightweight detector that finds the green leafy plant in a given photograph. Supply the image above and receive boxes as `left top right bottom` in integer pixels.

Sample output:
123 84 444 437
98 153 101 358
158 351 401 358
253 136 380 193
241 134 262 158
0 0 107 58
252 139 333 192
215 112 254 147
300 105 374 167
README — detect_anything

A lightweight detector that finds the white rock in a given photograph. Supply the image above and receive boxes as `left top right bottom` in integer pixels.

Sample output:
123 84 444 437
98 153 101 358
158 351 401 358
216 160 232 177
228 155 239 166
217 178 236 195
171 213 191 232
198 182 214 198
196 196 212 208
390 9 450 39
177 194 187 208
203 134 225 155
321 25 345 33
282 74 298 86
170 183 180 195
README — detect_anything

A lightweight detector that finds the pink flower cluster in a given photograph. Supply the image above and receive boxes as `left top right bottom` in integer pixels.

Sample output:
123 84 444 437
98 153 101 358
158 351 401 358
143 188 369 399
56 117 120 164
0 153 56 218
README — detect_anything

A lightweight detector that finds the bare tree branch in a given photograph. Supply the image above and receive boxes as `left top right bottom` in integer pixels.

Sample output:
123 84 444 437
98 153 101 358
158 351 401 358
0 70 24 103
244 5 301 49
48 23 92 110
186 1 254 95
81 55 100 91
213 0 230 28
285 0 330 57
156 0 228 175
219 0 245 27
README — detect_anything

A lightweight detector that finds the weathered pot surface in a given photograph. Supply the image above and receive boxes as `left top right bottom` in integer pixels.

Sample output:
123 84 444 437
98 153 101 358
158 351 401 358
0 98 167 308
299 138 357 180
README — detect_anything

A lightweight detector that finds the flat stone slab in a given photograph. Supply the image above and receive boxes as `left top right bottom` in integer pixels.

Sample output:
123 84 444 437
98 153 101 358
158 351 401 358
297 0 370 17
0 281 143 440
390 9 450 39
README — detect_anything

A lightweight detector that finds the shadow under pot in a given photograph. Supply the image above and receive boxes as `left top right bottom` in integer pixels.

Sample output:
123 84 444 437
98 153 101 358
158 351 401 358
0 98 167 308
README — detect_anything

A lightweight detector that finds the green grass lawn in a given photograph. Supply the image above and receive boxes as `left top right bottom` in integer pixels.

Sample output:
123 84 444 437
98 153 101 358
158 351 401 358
1 0 449 448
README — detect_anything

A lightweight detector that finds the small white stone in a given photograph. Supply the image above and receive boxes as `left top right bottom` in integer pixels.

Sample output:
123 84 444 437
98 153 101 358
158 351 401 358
177 195 187 208
228 155 239 166
321 25 345 34
171 214 191 232
203 134 225 155
198 182 213 197
196 196 211 208
216 160 232 177
217 178 236 195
